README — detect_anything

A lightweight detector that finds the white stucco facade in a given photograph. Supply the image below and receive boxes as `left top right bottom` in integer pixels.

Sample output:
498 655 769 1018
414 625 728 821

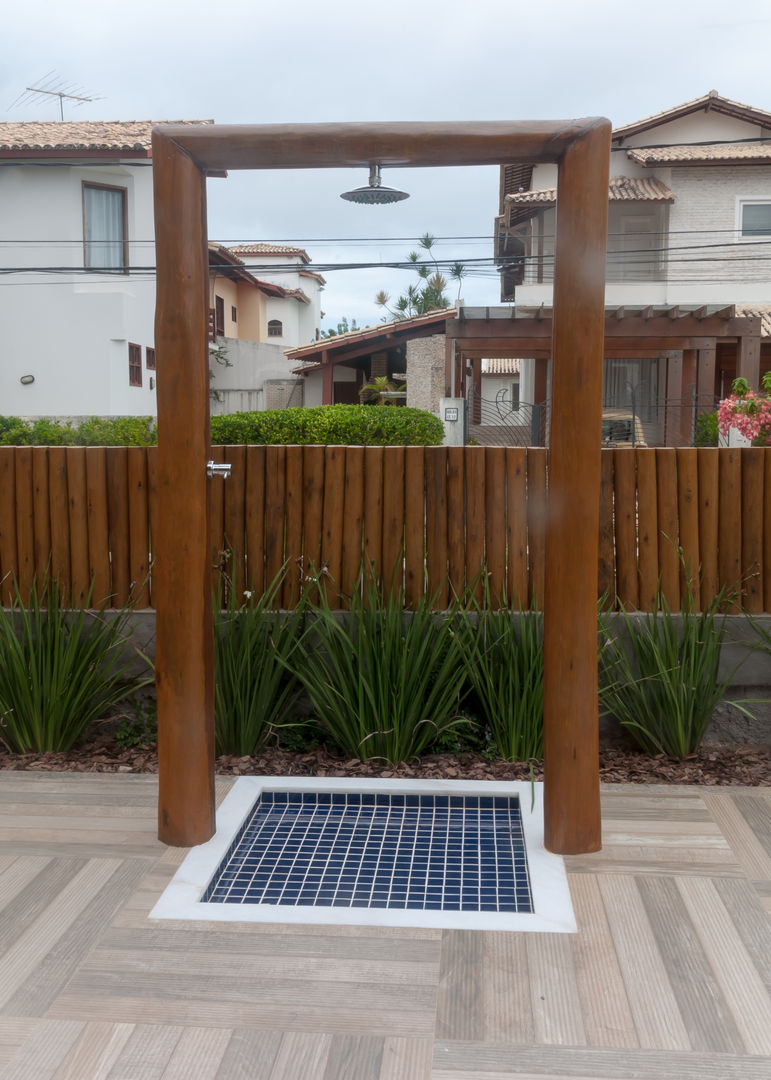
507 101 771 309
0 124 327 420
0 159 158 416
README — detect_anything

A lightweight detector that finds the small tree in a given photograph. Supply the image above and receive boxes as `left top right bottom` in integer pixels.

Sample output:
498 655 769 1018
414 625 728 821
321 316 360 338
359 375 406 405
375 233 464 320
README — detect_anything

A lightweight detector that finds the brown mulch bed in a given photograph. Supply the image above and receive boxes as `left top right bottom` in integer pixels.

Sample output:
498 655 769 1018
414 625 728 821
1 726 769 786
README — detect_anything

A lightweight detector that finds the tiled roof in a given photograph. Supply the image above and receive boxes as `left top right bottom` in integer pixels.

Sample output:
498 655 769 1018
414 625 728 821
288 307 457 363
612 91 771 140
482 358 521 375
505 176 674 209
228 243 310 263
735 305 771 338
299 269 327 285
284 288 311 305
627 142 771 165
0 119 211 153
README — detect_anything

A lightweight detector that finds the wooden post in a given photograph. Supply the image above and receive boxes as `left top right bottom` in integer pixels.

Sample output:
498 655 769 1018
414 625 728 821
543 119 610 854
737 332 761 389
696 344 717 411
321 351 333 404
152 132 216 846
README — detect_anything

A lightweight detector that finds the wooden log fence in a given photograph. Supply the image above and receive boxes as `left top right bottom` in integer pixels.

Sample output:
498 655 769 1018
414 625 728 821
0 444 769 613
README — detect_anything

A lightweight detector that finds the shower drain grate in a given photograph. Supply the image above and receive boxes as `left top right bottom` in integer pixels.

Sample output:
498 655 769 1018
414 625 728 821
203 791 533 913
150 778 576 933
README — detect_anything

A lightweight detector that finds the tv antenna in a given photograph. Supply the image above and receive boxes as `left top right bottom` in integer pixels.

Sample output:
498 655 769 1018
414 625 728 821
8 72 103 121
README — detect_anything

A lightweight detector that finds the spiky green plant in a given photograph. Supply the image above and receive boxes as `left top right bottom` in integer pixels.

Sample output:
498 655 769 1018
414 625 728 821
214 570 306 756
457 580 543 761
0 576 152 753
598 579 742 757
296 572 468 763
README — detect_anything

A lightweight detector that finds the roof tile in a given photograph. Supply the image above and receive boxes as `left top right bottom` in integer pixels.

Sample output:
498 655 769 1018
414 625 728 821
505 175 674 208
627 143 771 165
0 119 211 153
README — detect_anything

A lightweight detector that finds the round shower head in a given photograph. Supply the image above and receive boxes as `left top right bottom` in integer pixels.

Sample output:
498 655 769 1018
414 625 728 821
340 164 409 205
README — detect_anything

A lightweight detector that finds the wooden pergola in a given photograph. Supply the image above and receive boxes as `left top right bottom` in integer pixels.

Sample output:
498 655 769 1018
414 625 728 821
151 119 611 856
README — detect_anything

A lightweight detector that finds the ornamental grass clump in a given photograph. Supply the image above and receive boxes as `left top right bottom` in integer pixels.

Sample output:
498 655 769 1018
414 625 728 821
457 580 543 761
0 576 152 753
214 570 306 756
296 572 468 763
597 577 741 757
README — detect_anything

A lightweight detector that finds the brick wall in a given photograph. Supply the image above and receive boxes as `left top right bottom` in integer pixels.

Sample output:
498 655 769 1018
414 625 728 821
668 164 771 285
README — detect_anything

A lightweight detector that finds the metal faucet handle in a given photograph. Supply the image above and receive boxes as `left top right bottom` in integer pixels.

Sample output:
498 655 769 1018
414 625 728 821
206 461 232 479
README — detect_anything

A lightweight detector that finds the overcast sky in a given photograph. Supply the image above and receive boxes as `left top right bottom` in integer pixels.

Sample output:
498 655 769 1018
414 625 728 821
4 0 770 332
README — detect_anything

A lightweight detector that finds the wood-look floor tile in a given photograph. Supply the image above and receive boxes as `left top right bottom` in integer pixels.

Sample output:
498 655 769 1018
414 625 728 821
636 875 744 1054
732 794 771 860
215 1030 282 1080
568 874 637 1048
267 1032 332 1080
712 877 771 993
50 1022 134 1080
322 1035 383 1080
4 861 147 1017
432 1040 771 1077
704 794 771 883
0 860 121 1011
0 1019 83 1080
158 1026 231 1080
675 876 771 1055
379 1037 433 1080
526 934 586 1047
103 1023 182 1079
598 875 690 1050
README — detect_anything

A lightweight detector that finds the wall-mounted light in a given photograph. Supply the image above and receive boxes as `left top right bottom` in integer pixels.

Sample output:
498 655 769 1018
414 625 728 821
149 376 155 390
19 374 35 385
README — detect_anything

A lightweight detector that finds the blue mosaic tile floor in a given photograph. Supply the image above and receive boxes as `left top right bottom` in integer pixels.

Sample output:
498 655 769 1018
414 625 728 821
203 791 533 913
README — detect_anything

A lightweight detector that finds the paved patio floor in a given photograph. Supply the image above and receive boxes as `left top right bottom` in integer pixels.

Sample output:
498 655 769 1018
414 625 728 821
0 772 769 1078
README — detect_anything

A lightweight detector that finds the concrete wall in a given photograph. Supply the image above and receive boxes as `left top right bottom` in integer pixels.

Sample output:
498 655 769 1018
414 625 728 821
208 337 303 411
0 161 158 417
406 335 445 413
111 610 771 744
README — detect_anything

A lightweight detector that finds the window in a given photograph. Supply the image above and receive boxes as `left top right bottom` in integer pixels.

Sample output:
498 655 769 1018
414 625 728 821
215 295 225 336
145 346 156 370
268 319 283 337
739 201 771 238
231 306 238 323
128 343 142 387
83 183 127 271
510 380 520 411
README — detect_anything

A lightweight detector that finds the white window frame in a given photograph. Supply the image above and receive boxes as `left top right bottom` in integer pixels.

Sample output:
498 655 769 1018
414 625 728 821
735 197 771 242
82 182 128 273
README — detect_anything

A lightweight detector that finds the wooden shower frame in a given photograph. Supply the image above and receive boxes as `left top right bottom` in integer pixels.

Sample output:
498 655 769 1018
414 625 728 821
151 119 611 855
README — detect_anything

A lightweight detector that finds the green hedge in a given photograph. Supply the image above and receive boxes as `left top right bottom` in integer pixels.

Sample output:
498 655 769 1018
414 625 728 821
0 406 443 447
0 415 157 446
209 406 444 446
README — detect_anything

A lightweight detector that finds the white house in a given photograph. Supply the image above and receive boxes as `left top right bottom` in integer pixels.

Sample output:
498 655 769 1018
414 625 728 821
0 121 320 419
493 91 771 440
0 120 169 417
226 244 324 348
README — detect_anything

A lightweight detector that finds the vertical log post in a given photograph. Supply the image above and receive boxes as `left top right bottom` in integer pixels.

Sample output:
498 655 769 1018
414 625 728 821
544 120 610 854
152 132 215 846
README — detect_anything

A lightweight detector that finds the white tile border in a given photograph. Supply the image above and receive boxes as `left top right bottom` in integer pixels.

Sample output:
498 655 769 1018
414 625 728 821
149 777 576 933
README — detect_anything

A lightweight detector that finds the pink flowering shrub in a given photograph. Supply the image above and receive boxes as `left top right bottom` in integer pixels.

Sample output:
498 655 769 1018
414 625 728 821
717 373 771 445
